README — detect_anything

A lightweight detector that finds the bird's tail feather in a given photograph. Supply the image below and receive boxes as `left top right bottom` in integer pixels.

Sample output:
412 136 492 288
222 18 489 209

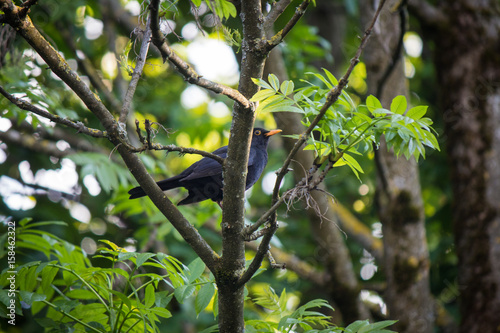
128 176 182 199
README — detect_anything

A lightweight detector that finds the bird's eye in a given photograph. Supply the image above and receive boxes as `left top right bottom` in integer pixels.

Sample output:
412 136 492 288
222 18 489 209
254 130 261 135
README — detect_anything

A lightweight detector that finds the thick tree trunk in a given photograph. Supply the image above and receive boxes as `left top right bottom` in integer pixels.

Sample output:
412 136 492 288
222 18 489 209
361 1 434 332
410 1 500 332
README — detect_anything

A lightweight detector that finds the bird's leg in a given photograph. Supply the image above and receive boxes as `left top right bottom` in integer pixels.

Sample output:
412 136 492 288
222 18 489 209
217 201 223 209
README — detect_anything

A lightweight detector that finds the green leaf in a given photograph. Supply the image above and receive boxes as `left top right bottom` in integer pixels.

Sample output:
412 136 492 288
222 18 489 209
280 80 294 96
187 257 206 284
257 94 285 112
251 78 274 90
66 289 99 300
195 283 215 316
306 72 333 89
268 74 280 91
144 284 155 308
136 253 155 267
19 291 46 306
390 95 407 114
19 217 33 227
174 285 196 304
250 89 276 102
341 153 364 180
407 105 428 120
345 320 369 333
265 100 303 113
323 68 339 86
21 221 67 230
150 307 172 319
109 289 131 309
366 95 383 113
358 320 397 333
41 266 59 294
220 0 237 18
53 299 80 313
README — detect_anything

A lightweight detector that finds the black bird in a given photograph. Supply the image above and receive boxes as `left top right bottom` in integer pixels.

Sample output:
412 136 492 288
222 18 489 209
128 128 282 206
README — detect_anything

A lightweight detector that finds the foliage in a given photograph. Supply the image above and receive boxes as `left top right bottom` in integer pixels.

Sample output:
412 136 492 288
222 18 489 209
0 218 216 332
245 287 396 333
0 218 399 332
251 72 440 179
0 0 458 331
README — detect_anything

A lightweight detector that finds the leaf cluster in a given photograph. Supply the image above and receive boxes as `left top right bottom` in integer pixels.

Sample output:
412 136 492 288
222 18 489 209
0 219 217 332
251 72 440 179
245 286 396 333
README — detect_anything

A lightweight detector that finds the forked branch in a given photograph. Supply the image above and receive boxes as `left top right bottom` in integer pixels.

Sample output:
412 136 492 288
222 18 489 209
239 0 389 286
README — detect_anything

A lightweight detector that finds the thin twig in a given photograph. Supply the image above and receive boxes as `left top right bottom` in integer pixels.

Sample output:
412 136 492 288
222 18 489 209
264 0 293 29
18 0 37 17
263 0 311 52
244 225 272 241
132 120 225 164
239 0 389 286
267 250 286 269
272 0 388 206
119 16 152 123
0 85 106 138
148 0 250 109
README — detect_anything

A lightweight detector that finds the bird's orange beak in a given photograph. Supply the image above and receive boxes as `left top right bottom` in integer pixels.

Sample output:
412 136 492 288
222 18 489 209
265 129 282 137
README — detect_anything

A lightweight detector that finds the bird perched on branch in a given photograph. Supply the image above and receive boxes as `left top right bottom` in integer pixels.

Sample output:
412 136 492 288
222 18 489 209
128 128 282 206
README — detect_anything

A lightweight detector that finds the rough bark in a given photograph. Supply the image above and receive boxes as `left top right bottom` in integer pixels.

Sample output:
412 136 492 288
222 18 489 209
409 1 500 332
361 1 434 332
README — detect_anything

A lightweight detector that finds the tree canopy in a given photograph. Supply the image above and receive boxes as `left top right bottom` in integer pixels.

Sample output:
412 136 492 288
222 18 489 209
1 0 500 333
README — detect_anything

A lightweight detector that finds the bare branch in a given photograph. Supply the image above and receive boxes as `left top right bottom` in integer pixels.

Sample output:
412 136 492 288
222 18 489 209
1 0 220 273
244 224 273 241
267 250 286 269
241 0 389 285
264 0 311 52
237 225 276 287
264 0 293 29
148 0 250 109
0 85 106 138
130 120 225 164
205 218 327 286
21 0 38 8
119 16 152 123
272 0 388 204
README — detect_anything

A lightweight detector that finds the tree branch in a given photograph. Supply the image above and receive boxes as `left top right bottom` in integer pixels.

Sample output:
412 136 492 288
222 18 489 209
272 0 388 204
264 0 311 52
119 16 152 123
0 85 106 138
1 0 219 273
204 218 327 286
128 119 225 164
240 0 389 285
148 0 250 109
264 0 293 29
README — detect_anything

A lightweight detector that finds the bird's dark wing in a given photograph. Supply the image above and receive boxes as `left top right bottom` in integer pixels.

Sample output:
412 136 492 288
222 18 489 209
180 146 227 182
